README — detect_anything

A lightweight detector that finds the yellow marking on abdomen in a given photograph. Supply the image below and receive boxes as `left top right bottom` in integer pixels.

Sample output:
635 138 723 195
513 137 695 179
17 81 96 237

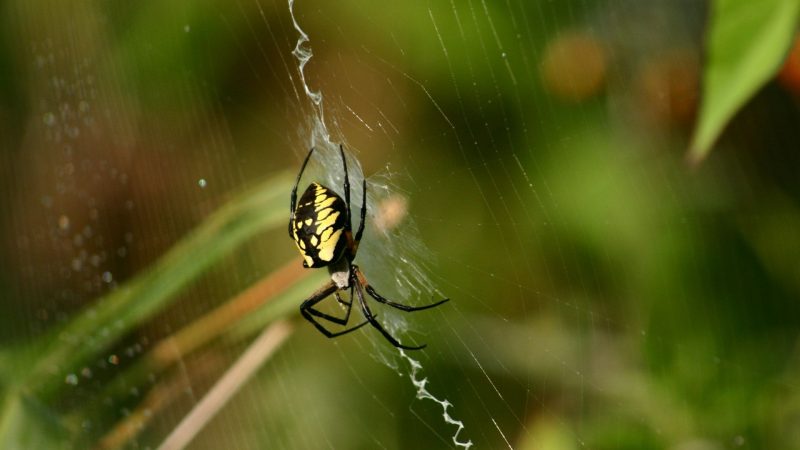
319 227 333 241
315 197 337 209
303 254 315 266
317 229 343 261
316 207 333 220
315 211 340 231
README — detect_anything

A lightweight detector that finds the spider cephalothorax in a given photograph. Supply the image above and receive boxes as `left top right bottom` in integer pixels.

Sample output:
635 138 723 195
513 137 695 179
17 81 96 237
288 145 448 350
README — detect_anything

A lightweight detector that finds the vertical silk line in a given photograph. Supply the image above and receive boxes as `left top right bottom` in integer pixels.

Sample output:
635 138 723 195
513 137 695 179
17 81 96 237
288 0 330 146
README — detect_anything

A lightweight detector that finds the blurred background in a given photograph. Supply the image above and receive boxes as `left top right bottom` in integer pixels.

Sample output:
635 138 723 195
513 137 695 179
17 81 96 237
1 0 800 448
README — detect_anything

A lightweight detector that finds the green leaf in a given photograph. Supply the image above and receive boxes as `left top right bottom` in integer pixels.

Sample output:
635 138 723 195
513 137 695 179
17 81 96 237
0 394 69 450
688 0 800 165
24 172 293 400
0 172 295 448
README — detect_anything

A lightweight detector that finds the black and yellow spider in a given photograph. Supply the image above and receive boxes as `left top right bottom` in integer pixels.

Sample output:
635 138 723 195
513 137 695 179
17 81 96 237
289 145 448 350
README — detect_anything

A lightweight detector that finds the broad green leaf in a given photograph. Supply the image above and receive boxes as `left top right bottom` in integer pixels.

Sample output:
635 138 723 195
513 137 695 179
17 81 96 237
688 0 800 164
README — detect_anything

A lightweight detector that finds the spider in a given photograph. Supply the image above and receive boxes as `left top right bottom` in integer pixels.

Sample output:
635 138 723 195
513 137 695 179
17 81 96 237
289 145 448 350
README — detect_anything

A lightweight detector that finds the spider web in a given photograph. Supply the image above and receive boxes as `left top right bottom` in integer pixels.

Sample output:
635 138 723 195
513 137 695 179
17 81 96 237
285 1 471 445
2 0 799 449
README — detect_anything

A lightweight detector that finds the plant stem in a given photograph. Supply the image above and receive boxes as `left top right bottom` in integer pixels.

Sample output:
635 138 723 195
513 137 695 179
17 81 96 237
157 320 294 450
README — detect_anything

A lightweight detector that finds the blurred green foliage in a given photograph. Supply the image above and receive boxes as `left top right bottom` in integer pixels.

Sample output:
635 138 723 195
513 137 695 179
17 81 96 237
0 0 799 449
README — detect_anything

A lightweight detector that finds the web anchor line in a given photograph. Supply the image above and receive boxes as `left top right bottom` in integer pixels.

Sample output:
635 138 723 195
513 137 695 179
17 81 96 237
400 350 473 449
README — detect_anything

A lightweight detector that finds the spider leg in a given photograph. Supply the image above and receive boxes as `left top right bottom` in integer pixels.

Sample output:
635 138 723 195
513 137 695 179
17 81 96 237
354 265 450 312
334 286 356 309
339 144 352 232
352 273 426 350
340 145 366 258
334 291 351 307
289 147 316 237
354 178 367 246
300 281 369 338
365 285 449 312
306 290 355 326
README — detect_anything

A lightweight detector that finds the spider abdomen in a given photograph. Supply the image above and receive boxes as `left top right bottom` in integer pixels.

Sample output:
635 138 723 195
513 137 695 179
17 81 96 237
291 182 348 268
